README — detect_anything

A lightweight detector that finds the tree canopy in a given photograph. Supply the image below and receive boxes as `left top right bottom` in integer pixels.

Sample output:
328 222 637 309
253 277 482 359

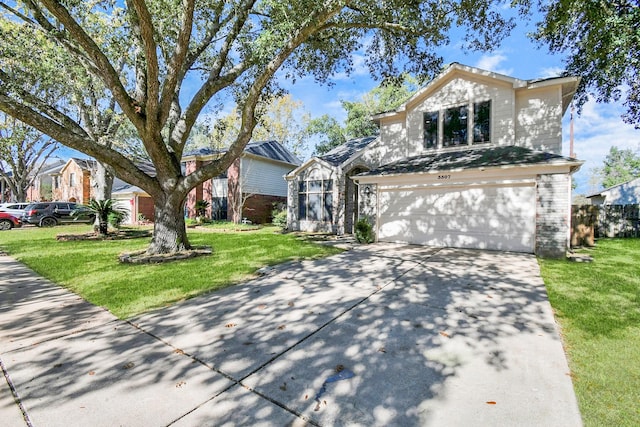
309 74 421 155
0 0 525 254
534 0 640 127
191 94 311 157
599 146 640 188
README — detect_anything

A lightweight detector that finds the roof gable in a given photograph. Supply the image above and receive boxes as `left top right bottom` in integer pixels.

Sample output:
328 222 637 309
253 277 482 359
372 62 578 121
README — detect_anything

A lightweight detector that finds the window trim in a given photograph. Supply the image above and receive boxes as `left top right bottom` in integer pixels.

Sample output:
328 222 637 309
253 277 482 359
423 99 492 149
298 179 333 223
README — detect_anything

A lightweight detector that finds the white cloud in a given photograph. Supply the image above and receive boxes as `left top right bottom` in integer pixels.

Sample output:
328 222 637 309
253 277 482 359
474 53 513 76
564 98 640 194
538 66 564 79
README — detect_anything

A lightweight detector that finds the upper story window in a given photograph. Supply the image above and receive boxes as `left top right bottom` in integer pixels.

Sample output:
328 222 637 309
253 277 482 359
423 100 491 149
423 111 438 149
473 100 491 144
298 179 333 222
443 105 468 147
69 172 76 187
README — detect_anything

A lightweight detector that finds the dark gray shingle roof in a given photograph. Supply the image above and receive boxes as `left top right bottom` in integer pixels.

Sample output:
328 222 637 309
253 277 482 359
359 146 581 177
72 158 97 171
184 140 300 165
319 136 377 166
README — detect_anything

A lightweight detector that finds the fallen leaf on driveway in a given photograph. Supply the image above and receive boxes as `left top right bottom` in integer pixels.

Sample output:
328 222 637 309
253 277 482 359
439 331 450 338
88 371 95 376
225 323 237 328
486 401 497 405
123 362 135 370
277 325 286 330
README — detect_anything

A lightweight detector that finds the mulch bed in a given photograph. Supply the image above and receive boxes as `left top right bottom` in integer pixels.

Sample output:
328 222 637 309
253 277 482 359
118 246 213 264
56 229 152 241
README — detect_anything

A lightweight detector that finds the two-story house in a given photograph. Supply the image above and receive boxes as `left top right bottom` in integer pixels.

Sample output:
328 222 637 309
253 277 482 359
51 158 96 204
286 63 583 257
183 140 300 224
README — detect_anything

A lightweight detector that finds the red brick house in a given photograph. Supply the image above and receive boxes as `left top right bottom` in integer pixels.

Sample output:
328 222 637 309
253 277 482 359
51 158 96 204
183 141 300 224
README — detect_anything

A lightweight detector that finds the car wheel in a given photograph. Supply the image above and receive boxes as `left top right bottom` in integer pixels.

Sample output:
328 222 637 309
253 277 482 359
40 217 57 227
0 219 12 230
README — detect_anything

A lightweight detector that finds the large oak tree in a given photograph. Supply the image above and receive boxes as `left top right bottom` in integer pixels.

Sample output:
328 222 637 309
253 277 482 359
0 0 523 254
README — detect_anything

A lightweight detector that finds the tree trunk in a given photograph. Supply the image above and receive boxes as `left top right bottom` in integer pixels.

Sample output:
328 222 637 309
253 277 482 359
94 161 115 200
147 194 190 254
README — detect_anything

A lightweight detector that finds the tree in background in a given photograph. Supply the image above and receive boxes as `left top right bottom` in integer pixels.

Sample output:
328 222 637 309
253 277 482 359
534 0 640 127
1 1 525 255
308 75 422 155
192 94 311 158
0 113 58 202
599 146 640 188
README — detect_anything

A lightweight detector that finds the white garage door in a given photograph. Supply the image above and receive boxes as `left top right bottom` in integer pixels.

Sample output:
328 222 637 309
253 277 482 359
378 184 536 252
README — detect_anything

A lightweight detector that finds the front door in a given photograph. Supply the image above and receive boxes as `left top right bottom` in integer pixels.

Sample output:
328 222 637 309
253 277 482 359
344 167 368 234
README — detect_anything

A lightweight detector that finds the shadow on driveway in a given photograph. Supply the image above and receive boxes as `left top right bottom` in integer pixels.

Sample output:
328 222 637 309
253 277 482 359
1 244 581 426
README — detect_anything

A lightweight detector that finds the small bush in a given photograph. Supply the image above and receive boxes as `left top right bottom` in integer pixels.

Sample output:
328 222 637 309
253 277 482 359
355 218 374 244
272 208 287 229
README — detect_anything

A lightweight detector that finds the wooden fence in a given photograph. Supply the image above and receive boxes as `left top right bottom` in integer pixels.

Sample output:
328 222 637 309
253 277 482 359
571 204 640 246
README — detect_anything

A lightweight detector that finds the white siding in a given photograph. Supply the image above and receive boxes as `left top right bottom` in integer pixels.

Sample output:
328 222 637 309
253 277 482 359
241 157 294 197
366 115 409 166
515 87 562 154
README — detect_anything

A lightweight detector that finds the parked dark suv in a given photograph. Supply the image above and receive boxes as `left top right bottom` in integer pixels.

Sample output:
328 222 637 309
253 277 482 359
22 202 96 227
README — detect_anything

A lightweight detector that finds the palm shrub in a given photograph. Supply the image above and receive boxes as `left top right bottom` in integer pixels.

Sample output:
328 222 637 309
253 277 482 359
80 199 127 235
195 199 210 223
355 218 374 244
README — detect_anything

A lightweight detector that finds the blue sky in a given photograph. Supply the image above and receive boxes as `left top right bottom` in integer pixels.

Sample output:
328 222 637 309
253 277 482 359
58 7 640 198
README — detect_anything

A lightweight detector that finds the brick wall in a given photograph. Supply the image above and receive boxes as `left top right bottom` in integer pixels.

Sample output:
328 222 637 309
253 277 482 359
535 173 570 258
138 196 155 222
241 194 286 224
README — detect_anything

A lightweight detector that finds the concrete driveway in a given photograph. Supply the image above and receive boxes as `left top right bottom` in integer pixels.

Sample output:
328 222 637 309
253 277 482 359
0 244 581 426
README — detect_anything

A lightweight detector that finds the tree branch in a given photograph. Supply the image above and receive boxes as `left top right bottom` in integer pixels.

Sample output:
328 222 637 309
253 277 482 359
130 0 160 127
0 94 159 197
183 2 345 190
37 0 141 126
158 0 195 126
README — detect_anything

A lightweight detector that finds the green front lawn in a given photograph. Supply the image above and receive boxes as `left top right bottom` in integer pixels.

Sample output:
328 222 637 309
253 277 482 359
1 225 341 318
539 239 640 427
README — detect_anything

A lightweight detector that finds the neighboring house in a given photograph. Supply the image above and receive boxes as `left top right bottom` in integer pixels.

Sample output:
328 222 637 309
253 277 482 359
25 159 66 202
51 158 96 204
586 177 640 205
286 63 583 257
183 140 300 224
111 161 157 224
111 183 156 224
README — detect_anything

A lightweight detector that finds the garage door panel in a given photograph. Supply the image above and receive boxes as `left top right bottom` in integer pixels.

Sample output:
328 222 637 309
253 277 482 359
378 186 535 252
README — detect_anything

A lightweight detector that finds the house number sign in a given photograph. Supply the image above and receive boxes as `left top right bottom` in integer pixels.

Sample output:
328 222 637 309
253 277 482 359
437 174 451 180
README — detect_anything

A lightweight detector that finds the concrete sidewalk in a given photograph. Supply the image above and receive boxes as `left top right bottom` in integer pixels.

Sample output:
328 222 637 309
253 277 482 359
0 245 582 426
